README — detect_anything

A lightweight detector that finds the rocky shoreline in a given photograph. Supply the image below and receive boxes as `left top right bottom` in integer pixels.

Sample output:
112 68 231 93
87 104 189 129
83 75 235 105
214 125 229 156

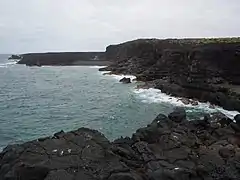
1 109 240 180
4 38 240 179
99 38 240 112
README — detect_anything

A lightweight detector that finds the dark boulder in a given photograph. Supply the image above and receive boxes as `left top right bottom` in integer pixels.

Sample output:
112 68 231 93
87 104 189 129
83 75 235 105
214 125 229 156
234 114 240 126
210 112 233 127
119 77 131 84
168 107 186 123
178 98 190 105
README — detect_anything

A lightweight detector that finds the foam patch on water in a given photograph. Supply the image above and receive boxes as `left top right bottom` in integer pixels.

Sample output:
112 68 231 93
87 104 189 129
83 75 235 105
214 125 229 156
100 71 136 81
133 88 239 119
110 74 136 81
89 66 107 69
0 61 16 68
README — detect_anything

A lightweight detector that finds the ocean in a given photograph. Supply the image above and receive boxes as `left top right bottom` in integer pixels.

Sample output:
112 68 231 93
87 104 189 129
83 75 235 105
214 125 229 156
0 54 238 150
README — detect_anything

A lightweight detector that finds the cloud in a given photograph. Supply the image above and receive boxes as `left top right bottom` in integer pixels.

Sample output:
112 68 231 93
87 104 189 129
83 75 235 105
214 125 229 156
0 0 239 53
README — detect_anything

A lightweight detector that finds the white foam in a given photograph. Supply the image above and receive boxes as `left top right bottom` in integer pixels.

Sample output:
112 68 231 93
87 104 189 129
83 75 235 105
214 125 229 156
0 61 16 68
101 71 136 81
5 62 17 65
133 88 239 119
111 74 136 81
89 66 107 69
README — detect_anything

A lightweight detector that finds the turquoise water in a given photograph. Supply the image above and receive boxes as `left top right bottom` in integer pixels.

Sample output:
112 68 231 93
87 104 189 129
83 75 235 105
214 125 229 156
0 54 238 150
0 55 175 150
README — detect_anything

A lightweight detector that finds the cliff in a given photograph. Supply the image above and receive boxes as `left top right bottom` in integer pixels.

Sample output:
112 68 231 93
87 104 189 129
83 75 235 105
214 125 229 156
17 52 109 66
1 109 240 180
100 38 240 112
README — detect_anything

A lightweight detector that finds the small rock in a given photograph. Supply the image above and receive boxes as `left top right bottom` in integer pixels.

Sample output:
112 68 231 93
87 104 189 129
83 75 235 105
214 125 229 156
38 137 50 142
190 100 199 106
209 104 215 109
119 77 131 84
54 130 65 138
178 98 190 105
234 114 240 126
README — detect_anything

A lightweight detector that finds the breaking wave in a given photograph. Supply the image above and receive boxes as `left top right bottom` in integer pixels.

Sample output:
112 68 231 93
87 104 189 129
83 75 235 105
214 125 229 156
133 88 239 119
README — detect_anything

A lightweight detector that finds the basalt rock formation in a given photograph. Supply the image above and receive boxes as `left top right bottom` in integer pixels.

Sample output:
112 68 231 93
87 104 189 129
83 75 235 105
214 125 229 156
8 54 22 60
17 52 109 66
1 109 240 180
119 77 131 84
100 38 240 112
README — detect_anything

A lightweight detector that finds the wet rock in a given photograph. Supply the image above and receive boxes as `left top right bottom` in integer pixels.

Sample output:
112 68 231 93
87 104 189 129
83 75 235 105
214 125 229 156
234 114 240 126
168 107 186 123
119 77 131 84
209 104 215 109
178 98 190 105
210 112 233 127
190 100 199 106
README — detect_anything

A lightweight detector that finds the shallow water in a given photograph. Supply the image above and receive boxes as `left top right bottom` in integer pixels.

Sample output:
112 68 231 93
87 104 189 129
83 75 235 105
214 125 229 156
0 55 238 150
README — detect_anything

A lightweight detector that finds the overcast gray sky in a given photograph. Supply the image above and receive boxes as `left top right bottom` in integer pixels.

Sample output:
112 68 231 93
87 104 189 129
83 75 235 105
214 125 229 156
0 0 239 53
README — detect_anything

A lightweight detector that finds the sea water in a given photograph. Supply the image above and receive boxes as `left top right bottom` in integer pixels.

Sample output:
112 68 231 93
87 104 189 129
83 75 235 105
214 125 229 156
0 54 238 150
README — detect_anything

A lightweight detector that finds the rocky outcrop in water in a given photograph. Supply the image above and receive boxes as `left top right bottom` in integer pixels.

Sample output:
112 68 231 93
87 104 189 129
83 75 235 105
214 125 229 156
8 54 22 60
1 109 240 180
119 77 131 84
100 38 240 112
17 52 109 66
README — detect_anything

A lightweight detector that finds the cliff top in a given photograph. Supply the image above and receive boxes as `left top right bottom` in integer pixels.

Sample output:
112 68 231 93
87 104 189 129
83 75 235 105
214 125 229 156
110 37 240 48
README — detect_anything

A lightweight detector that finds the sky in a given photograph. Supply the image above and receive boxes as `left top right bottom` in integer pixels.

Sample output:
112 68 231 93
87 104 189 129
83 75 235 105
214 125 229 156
0 0 240 53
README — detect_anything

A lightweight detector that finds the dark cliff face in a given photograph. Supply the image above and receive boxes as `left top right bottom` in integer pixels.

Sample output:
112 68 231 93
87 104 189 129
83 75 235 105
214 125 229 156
101 39 240 111
17 52 106 66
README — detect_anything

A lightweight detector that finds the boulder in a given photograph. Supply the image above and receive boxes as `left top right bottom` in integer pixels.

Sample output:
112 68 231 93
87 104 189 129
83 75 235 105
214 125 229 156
234 114 240 126
120 77 131 84
178 98 190 105
190 100 199 106
168 107 186 123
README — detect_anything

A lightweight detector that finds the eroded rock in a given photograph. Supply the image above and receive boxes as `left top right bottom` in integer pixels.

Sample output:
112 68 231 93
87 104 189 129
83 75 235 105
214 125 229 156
119 77 131 84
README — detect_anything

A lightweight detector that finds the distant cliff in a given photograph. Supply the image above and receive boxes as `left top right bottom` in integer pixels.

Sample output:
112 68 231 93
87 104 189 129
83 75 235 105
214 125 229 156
100 38 240 111
17 52 109 66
